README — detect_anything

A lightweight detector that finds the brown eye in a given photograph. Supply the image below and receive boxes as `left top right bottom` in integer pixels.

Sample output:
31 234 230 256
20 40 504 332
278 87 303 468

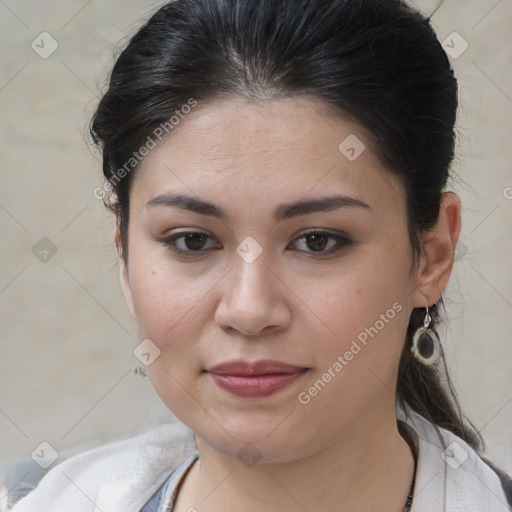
304 232 330 252
182 233 208 250
289 231 353 256
161 231 220 255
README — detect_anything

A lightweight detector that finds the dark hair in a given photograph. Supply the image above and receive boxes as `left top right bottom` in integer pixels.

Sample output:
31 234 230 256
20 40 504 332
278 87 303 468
90 0 481 450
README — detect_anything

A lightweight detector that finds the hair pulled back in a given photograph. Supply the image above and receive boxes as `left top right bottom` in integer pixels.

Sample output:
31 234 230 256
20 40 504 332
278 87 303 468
90 0 481 450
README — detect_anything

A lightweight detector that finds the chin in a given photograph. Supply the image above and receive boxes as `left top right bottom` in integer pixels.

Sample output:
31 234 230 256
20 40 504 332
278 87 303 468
190 419 319 465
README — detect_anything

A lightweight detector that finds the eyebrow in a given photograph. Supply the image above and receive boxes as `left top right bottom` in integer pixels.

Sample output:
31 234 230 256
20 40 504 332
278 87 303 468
146 193 372 221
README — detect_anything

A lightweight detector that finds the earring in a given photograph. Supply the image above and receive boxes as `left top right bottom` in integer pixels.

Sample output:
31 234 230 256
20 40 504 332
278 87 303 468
411 303 441 366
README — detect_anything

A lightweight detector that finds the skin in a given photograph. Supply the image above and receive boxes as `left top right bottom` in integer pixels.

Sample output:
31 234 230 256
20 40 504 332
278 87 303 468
115 96 461 512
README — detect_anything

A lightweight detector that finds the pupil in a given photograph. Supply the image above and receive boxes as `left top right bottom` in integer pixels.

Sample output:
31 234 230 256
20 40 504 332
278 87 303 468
306 233 328 251
185 233 206 250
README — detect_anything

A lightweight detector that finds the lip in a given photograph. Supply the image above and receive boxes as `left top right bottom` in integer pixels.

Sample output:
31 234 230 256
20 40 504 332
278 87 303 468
206 359 308 398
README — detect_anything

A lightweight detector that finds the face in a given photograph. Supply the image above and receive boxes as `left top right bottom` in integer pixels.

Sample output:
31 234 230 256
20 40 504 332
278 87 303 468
119 97 424 462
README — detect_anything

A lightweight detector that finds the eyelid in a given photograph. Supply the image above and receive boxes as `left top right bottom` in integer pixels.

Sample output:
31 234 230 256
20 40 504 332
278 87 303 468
287 230 353 255
161 229 218 249
291 228 351 240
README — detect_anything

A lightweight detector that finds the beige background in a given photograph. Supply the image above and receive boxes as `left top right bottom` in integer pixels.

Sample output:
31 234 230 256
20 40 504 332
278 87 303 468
0 0 511 475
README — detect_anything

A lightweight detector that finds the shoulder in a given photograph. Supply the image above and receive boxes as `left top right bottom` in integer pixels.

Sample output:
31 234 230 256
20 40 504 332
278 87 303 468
400 406 512 511
480 456 512 507
8 421 197 512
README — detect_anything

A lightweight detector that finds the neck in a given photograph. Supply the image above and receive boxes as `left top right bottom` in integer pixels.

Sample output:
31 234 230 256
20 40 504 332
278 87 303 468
174 401 415 512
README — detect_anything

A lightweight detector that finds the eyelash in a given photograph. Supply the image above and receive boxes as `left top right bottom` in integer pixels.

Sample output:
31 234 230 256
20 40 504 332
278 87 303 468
159 230 353 258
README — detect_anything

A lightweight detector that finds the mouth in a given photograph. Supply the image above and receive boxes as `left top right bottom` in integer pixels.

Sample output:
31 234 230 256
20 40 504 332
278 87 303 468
205 359 309 398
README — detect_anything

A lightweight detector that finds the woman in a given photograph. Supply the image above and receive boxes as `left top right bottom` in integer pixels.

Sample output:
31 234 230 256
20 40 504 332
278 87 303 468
9 0 511 510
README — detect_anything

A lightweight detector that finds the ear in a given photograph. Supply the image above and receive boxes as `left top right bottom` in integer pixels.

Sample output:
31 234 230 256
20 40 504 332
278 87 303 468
114 217 135 316
411 192 461 308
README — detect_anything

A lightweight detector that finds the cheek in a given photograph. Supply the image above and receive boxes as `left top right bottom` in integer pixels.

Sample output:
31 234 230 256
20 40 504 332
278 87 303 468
293 298 409 442
126 253 207 376
128 250 208 337
127 258 211 415
298 242 411 395
308 246 408 344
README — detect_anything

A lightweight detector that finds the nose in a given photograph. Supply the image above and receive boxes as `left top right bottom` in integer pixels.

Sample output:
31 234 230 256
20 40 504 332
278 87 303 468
214 255 292 337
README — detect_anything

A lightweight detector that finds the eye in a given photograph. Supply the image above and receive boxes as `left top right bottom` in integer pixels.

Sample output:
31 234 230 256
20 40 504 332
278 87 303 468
160 230 220 255
288 230 353 256
159 229 353 258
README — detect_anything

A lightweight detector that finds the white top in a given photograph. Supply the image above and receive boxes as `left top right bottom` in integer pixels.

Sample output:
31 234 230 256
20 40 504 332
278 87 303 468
8 407 511 512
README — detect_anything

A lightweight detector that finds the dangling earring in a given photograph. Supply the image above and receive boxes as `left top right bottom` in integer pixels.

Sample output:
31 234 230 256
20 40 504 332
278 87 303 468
411 303 441 366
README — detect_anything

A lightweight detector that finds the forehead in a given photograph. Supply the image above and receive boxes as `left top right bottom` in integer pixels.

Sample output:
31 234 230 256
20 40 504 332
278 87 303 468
132 96 404 213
